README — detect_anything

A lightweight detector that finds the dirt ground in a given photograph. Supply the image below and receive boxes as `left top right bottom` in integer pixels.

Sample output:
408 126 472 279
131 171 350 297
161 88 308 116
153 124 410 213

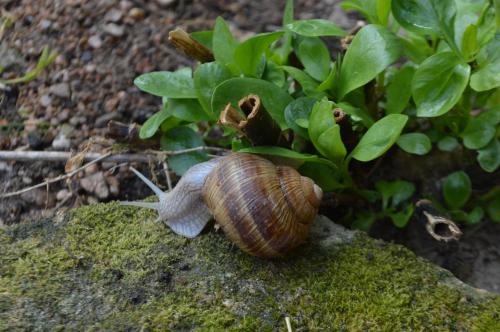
1 0 499 293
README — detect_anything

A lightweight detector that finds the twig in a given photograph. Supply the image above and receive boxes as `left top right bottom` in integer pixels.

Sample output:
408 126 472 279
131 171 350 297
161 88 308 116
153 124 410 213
285 317 293 332
0 147 229 163
0 153 111 198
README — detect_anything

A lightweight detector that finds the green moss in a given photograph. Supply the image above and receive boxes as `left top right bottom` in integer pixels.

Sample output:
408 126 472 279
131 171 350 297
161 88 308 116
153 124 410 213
0 202 499 331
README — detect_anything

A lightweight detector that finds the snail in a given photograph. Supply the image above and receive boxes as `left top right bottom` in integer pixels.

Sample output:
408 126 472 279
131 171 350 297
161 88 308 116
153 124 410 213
121 153 323 258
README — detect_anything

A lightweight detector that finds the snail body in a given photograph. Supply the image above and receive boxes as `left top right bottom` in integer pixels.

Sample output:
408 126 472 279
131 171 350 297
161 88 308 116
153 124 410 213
121 153 323 258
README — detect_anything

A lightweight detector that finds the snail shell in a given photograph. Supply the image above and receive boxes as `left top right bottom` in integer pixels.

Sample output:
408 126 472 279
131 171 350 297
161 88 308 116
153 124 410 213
121 153 323 258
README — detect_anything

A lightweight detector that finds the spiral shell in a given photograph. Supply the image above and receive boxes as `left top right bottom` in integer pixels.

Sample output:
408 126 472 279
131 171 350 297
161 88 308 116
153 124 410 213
202 153 323 258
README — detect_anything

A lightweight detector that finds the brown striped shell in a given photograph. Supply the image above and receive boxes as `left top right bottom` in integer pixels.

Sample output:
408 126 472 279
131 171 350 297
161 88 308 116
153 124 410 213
202 153 323 258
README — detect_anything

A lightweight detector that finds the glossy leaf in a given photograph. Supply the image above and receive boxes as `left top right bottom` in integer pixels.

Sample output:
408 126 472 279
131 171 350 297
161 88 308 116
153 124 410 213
461 117 496 150
212 17 238 65
412 52 470 117
272 0 294 64
397 133 432 155
375 180 415 210
437 136 459 152
262 61 286 87
388 205 415 228
286 19 347 37
191 30 213 49
487 196 500 222
299 162 342 191
139 107 171 139
399 33 434 64
461 24 479 62
317 125 347 162
295 37 330 81
385 66 415 114
284 97 316 139
238 146 336 168
335 102 375 128
477 139 500 173
443 171 471 209
281 66 324 98
166 99 211 122
234 31 284 76
338 25 401 99
211 77 292 129
134 67 196 98
470 33 500 91
161 126 208 176
309 99 347 162
466 206 484 225
194 62 233 115
341 0 378 23
351 114 408 162
392 0 459 55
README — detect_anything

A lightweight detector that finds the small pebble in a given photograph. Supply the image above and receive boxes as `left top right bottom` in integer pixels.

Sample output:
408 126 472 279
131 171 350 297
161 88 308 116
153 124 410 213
40 94 52 107
128 7 145 20
88 35 102 49
104 8 123 22
22 176 33 185
52 132 71 149
103 23 125 37
49 83 71 98
56 189 71 201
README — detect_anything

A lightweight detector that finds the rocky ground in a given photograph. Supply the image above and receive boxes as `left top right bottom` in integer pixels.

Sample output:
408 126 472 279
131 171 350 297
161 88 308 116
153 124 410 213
1 0 499 294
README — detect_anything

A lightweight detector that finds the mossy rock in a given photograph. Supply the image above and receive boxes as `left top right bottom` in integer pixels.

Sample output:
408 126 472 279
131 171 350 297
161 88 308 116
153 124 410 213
1 202 499 331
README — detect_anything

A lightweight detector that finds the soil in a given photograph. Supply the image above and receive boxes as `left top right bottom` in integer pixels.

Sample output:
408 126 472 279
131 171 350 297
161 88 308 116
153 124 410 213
1 0 499 293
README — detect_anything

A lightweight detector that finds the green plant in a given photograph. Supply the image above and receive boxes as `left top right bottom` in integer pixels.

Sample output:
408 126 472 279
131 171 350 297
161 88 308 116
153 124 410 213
0 46 57 85
133 0 500 227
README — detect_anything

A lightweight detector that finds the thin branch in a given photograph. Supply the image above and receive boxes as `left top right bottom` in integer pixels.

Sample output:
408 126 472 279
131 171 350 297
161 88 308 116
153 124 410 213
0 147 230 199
0 147 229 163
0 153 112 198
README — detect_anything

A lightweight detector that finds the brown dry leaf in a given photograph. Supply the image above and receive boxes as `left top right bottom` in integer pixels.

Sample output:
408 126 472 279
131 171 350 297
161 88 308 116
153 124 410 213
65 147 89 173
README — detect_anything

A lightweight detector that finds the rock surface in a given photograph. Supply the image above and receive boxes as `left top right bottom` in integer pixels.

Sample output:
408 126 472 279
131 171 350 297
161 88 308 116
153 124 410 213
0 202 499 330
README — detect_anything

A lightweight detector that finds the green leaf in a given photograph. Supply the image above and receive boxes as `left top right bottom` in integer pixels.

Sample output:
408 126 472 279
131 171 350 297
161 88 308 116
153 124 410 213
397 133 432 155
191 30 213 49
134 67 196 98
284 97 316 139
237 146 336 168
317 125 347 162
286 19 347 37
392 0 460 56
341 0 378 23
470 33 500 91
477 139 500 173
399 33 434 64
443 171 471 209
261 62 284 87
299 162 341 191
272 0 295 65
437 136 459 152
388 205 415 228
376 0 392 26
461 24 479 62
213 17 238 66
375 180 415 210
487 195 500 222
193 62 233 115
309 99 347 162
335 102 375 128
352 211 377 231
385 66 415 114
211 77 293 129
295 37 331 81
466 206 484 225
281 66 324 98
234 31 284 76
338 25 401 99
139 107 171 139
351 114 408 162
283 0 294 25
461 117 496 150
165 98 211 122
160 126 208 176
412 52 471 117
